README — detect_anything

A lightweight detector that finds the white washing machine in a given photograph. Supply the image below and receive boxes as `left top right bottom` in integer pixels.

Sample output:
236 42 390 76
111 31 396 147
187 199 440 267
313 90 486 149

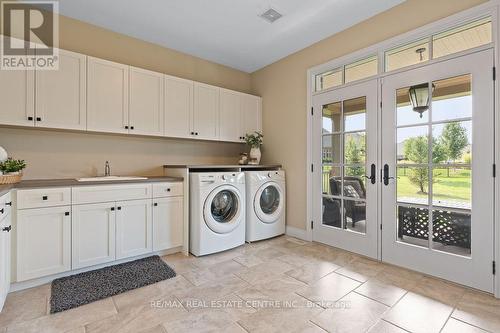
245 170 286 242
190 172 246 256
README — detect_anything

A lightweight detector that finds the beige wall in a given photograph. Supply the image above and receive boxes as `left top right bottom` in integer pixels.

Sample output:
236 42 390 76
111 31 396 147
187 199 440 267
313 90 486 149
251 0 487 231
0 8 251 179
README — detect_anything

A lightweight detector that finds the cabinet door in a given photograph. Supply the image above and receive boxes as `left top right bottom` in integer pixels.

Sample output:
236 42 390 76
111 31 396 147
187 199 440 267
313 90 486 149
0 41 34 126
153 197 183 251
87 57 129 134
164 75 193 138
0 214 11 311
35 49 86 130
193 82 219 140
129 67 164 136
17 206 71 281
219 89 242 142
72 202 116 269
116 199 152 259
241 94 262 139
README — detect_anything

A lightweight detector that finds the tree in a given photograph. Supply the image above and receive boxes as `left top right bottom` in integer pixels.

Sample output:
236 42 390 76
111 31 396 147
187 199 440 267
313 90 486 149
403 136 429 193
440 122 469 163
344 135 365 178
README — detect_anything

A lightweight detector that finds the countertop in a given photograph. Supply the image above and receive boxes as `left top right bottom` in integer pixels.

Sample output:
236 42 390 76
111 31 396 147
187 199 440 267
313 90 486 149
164 164 282 170
0 176 183 197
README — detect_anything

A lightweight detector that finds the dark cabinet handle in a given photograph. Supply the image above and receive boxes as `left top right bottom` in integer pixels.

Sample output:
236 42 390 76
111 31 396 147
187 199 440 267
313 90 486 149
130 126 134 130
5 202 12 206
28 116 33 121
2 226 11 232
167 188 171 192
117 206 121 210
0 208 3 214
36 117 42 122
65 212 70 216
191 132 194 135
42 195 48 201
111 207 115 211
195 132 199 136
365 164 376 185
383 164 394 186
125 126 129 129
153 203 158 207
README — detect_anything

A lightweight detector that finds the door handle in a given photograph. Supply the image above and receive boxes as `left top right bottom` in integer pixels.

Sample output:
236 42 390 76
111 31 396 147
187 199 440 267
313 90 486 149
383 164 394 185
365 164 376 184
2 226 11 232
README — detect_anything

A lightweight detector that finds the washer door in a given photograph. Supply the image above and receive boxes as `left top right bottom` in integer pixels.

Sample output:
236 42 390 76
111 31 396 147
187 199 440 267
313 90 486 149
254 182 284 223
203 185 243 234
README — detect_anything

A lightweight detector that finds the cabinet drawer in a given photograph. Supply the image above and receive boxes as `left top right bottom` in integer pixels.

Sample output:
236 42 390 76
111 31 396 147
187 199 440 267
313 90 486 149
72 184 152 204
152 182 183 198
0 192 11 221
17 188 71 209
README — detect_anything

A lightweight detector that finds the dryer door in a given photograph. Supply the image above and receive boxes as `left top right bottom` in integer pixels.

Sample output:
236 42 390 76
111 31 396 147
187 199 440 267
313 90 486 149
204 184 243 234
254 182 284 223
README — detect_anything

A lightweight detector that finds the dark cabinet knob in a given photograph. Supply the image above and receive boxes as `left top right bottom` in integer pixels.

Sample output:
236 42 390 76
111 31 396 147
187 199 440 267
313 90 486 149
125 126 129 129
153 203 158 207
111 207 115 211
36 117 42 122
130 126 134 130
117 206 121 210
28 116 33 121
191 132 194 135
65 212 70 216
42 195 48 201
5 202 12 206
0 208 3 214
167 188 171 192
195 132 199 136
2 226 11 232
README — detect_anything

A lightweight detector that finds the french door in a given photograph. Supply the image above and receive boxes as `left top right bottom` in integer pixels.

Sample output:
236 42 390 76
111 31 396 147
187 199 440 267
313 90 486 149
312 49 495 292
381 49 495 292
312 80 378 259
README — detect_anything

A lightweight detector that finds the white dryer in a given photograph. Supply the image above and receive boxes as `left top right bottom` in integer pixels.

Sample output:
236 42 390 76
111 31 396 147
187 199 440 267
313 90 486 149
245 170 286 242
190 172 245 256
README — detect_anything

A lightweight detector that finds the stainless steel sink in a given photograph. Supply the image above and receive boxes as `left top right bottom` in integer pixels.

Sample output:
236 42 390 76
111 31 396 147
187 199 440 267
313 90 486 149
76 176 148 182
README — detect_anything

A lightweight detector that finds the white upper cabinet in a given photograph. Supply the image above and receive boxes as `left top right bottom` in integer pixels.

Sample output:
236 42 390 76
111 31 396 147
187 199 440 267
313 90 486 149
87 57 129 134
241 93 262 139
193 82 219 140
219 89 242 142
0 68 34 127
129 67 164 136
164 75 193 138
35 49 86 130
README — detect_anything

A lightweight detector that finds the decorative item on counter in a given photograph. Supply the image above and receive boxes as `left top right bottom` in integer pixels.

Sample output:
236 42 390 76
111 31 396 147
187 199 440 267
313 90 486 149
238 153 249 165
244 131 263 165
0 146 7 163
0 158 27 184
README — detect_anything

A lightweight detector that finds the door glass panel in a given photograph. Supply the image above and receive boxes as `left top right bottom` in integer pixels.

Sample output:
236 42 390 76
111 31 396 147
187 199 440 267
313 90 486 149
260 186 280 214
397 126 429 164
386 39 430 72
397 205 429 247
211 190 238 223
432 75 472 121
322 102 341 134
316 68 343 92
397 86 429 126
322 134 341 164
432 121 471 165
344 199 366 233
322 166 341 195
432 209 471 255
321 95 367 234
432 167 471 209
345 56 378 84
397 166 429 204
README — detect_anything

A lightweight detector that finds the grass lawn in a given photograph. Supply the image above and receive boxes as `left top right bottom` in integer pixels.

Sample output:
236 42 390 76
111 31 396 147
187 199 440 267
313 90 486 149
396 167 471 204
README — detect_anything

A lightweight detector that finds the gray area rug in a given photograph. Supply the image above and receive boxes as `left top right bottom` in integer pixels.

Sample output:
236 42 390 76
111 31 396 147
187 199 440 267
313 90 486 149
50 255 176 313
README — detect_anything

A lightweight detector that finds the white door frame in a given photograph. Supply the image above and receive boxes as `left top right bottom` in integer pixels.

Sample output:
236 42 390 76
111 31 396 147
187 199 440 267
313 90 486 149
305 0 500 296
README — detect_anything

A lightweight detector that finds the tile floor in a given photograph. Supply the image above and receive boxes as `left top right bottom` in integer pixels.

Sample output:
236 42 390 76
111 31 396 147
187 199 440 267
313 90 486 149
1 236 500 333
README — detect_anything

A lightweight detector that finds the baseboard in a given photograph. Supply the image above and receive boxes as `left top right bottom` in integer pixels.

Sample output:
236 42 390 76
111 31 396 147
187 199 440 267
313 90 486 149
10 247 182 292
285 225 310 241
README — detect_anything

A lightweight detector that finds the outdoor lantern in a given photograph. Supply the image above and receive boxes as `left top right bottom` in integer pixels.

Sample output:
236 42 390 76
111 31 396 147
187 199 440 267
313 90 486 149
408 83 434 118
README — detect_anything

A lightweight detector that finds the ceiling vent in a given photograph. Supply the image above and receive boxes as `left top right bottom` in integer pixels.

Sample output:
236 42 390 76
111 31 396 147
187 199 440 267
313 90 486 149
259 8 282 23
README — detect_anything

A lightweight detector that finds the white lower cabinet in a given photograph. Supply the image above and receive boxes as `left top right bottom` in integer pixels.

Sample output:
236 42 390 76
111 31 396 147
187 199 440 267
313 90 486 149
72 202 116 269
17 206 71 281
116 199 152 259
153 197 183 251
0 196 12 311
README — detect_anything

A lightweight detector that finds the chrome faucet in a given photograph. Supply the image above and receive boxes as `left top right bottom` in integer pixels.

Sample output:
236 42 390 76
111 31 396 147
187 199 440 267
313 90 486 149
105 161 111 177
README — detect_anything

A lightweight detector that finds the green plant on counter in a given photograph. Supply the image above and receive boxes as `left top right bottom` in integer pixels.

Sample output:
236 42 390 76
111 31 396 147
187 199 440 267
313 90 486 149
0 158 26 174
244 131 263 148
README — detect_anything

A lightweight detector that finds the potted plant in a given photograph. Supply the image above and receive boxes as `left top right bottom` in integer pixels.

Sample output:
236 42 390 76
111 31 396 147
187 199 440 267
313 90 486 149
0 158 27 184
244 131 263 165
